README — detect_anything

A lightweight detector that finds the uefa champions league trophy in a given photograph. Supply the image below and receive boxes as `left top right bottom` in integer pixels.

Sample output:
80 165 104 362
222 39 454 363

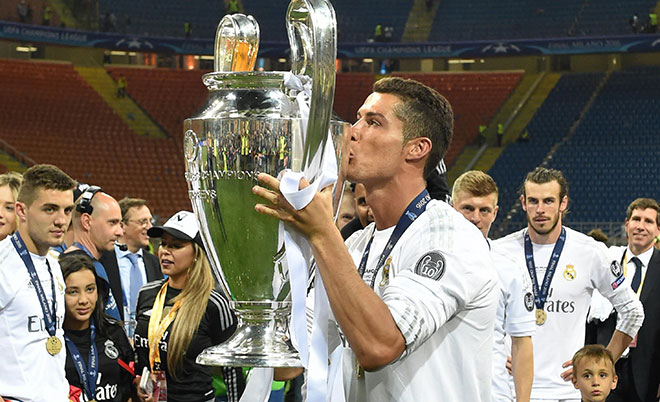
183 0 347 367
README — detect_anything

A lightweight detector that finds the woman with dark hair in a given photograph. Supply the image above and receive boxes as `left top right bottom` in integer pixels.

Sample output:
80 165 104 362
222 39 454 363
134 210 243 402
60 252 135 402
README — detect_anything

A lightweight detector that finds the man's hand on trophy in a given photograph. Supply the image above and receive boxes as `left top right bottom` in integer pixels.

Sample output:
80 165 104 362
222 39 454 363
253 172 336 242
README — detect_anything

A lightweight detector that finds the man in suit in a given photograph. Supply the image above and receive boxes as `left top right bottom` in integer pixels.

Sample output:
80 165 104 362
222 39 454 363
100 198 161 330
595 198 660 402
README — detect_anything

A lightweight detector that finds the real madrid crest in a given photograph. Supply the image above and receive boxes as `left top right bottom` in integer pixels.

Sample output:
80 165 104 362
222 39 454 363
379 256 392 287
563 265 576 281
104 339 119 359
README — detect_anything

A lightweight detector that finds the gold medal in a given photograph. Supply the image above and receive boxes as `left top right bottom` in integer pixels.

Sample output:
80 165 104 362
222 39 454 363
535 309 547 326
46 336 62 355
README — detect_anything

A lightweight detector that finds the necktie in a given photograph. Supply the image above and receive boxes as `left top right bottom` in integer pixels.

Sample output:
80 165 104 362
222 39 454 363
629 256 642 293
126 253 143 313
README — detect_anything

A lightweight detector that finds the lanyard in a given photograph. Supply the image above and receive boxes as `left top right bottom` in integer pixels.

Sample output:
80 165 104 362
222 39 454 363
148 281 182 371
357 190 431 289
11 232 57 337
621 250 646 297
73 242 122 320
523 227 566 310
64 321 99 400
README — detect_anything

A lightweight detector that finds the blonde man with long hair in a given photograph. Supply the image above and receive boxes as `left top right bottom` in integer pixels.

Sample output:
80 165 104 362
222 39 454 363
134 211 243 402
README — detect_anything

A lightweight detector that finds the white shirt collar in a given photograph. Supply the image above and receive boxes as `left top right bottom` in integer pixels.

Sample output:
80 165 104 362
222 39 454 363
626 245 654 268
114 243 143 259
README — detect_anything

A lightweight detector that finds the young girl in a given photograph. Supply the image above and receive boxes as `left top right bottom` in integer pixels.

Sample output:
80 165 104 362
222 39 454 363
134 211 243 402
60 252 135 402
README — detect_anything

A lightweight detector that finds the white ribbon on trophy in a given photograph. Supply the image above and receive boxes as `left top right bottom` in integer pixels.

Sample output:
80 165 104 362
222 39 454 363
239 72 344 402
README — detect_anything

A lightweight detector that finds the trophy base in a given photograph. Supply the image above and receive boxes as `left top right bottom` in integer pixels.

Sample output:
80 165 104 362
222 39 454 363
196 302 302 368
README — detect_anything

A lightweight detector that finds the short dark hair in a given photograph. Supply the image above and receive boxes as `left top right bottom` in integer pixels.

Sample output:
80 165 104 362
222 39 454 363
118 197 148 221
59 252 112 336
373 77 454 178
17 164 75 206
519 167 569 199
572 344 616 379
625 198 660 225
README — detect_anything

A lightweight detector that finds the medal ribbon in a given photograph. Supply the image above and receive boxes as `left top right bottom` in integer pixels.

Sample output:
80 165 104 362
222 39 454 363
64 320 99 400
73 242 121 320
523 226 566 310
357 190 431 288
148 281 182 371
11 232 57 337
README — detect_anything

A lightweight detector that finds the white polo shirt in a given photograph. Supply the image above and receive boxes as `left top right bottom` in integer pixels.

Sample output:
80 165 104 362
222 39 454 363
494 227 644 400
488 245 536 402
0 236 69 401
341 200 499 402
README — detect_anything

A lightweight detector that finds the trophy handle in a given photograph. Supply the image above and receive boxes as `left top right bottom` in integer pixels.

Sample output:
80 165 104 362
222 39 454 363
215 14 260 72
286 0 337 180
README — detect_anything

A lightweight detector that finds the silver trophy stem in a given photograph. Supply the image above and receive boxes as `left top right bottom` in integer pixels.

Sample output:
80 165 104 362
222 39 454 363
196 302 301 367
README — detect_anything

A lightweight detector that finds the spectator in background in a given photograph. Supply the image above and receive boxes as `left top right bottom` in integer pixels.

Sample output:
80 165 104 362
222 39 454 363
0 171 23 241
646 10 657 33
17 0 28 22
497 122 504 147
374 23 383 41
116 75 127 98
184 20 192 38
383 26 393 42
629 13 640 33
42 4 51 26
227 0 240 14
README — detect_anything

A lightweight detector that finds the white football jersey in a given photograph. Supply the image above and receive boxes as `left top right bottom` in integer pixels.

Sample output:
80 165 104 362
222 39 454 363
488 245 536 402
494 227 644 400
0 236 69 401
341 200 499 402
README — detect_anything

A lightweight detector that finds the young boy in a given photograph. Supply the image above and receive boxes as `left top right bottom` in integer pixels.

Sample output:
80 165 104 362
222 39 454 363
571 344 618 402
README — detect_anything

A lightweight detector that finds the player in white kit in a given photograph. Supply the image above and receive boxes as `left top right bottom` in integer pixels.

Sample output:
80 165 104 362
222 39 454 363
494 167 644 402
255 77 499 401
0 164 76 402
452 170 535 402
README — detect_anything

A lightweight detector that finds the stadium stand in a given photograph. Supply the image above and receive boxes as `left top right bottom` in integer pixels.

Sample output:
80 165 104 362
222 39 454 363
0 59 189 219
488 72 604 234
394 72 523 167
547 67 660 224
